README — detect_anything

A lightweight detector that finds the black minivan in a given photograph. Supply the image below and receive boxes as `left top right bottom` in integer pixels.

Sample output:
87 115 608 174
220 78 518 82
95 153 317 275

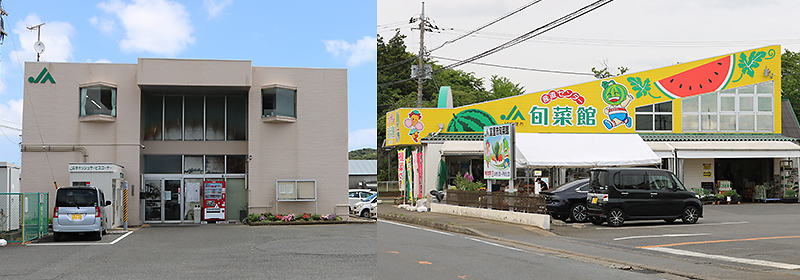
585 168 702 227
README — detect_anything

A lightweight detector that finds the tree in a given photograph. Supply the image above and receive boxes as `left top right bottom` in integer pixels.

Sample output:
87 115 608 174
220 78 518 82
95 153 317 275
782 49 800 121
591 60 629 79
489 75 525 99
348 148 377 160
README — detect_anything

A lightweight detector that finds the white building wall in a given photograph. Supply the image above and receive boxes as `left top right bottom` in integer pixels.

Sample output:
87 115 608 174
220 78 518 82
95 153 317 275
422 143 443 195
248 67 348 216
682 158 714 191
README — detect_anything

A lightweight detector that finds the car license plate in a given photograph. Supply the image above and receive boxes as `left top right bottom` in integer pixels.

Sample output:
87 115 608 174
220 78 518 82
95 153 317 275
71 214 82 220
591 197 598 204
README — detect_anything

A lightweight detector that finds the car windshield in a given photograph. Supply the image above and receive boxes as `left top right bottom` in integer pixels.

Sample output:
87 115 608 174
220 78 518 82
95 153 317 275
362 193 378 202
553 179 589 192
56 188 98 207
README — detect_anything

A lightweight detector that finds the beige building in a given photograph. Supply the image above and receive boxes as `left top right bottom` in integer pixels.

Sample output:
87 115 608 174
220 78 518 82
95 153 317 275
21 58 349 226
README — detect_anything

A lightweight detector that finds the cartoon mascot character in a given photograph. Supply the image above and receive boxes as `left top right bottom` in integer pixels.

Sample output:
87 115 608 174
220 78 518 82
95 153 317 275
601 80 635 130
403 109 425 142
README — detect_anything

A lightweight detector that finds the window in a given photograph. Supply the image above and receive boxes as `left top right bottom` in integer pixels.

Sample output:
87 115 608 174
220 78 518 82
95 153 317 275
141 94 247 141
635 101 672 132
616 171 647 190
262 84 297 122
80 85 116 117
647 173 675 190
681 81 774 132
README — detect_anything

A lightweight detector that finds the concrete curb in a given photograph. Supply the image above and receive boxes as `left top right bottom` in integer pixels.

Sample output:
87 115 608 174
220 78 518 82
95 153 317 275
378 212 488 237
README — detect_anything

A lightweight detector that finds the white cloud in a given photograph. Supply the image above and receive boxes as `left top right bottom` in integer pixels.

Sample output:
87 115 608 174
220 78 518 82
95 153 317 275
89 16 116 35
0 99 24 129
99 0 195 57
9 14 75 65
348 128 377 151
203 0 233 19
324 36 377 67
86 58 112 63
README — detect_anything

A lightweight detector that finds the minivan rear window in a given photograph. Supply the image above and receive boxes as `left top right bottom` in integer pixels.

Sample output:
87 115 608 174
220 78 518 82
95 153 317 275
56 189 98 207
589 170 609 193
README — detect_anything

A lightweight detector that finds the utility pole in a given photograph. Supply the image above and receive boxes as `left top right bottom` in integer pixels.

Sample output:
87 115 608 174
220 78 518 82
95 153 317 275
416 2 425 108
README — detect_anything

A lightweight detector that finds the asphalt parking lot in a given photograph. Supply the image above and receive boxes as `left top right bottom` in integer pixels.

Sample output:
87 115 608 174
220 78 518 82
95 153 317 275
1 223 376 279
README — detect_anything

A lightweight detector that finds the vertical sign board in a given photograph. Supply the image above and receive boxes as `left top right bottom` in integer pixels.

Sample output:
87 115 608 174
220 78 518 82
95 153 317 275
483 123 514 180
416 149 424 199
397 149 406 200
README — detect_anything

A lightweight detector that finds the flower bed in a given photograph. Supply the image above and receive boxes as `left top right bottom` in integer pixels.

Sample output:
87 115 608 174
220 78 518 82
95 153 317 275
245 212 344 226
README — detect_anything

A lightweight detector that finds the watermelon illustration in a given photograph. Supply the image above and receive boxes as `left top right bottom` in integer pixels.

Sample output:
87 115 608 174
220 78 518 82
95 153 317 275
446 109 497 132
654 54 734 99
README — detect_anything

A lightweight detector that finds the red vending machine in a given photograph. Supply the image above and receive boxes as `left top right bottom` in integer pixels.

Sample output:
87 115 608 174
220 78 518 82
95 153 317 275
202 181 226 221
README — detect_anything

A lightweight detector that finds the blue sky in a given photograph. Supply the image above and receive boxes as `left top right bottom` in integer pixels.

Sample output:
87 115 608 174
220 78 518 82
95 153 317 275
0 0 377 165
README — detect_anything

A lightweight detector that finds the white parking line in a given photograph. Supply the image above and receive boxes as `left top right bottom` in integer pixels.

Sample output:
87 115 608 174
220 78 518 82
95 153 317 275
379 220 454 236
596 221 748 230
27 231 133 246
614 233 711 241
644 247 800 270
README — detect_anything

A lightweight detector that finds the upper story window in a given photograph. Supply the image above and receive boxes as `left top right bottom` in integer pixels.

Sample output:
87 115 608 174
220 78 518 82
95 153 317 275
682 81 774 132
79 82 117 121
262 84 296 123
635 101 672 132
143 94 247 141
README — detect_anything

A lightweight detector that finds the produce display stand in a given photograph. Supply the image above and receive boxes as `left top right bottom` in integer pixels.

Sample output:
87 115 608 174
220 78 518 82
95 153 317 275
780 160 798 203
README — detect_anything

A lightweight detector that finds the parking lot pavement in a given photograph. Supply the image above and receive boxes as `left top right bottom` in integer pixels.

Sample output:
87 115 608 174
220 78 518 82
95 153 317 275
2 223 376 279
379 203 800 280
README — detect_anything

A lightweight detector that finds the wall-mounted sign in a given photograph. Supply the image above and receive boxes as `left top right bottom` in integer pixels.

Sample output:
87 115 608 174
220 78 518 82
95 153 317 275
28 67 56 84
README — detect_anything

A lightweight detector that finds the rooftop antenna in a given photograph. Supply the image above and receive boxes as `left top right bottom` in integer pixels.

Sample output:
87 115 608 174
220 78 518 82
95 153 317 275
26 22 45 62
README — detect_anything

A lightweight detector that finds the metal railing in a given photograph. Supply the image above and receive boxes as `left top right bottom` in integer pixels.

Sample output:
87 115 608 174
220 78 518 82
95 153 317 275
444 190 546 214
377 181 400 192
0 193 50 243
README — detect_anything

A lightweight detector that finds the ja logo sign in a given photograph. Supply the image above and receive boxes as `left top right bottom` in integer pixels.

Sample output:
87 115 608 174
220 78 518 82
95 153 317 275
28 67 56 84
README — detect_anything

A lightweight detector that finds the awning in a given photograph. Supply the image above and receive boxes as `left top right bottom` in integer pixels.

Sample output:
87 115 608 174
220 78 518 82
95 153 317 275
439 141 484 156
515 133 661 168
648 141 800 159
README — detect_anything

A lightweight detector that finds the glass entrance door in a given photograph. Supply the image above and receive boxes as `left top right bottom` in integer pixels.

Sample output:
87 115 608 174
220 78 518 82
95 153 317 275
144 180 162 221
143 178 184 222
164 179 182 221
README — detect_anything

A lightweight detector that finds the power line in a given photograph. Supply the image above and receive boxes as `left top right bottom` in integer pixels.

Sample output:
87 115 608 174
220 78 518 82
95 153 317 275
428 0 543 54
430 55 594 76
437 28 800 48
437 0 615 73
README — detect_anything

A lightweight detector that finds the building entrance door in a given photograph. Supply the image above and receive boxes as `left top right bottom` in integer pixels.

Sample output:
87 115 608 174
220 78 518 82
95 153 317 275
164 179 182 221
143 178 185 223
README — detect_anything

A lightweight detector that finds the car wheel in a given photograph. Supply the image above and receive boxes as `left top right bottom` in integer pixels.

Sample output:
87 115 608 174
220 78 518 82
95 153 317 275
589 216 604 225
361 209 370 218
607 208 625 227
53 232 61 242
664 218 676 224
681 205 700 224
94 231 103 241
570 204 588 223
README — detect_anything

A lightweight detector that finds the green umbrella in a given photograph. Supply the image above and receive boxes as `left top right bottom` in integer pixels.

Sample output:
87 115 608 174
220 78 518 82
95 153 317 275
436 159 448 191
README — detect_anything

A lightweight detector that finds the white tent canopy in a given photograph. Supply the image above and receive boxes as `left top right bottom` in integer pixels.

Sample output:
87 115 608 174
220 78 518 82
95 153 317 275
514 133 661 168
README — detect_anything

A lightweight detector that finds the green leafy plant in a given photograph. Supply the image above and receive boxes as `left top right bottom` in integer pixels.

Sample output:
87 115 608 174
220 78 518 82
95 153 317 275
453 172 486 191
722 190 740 198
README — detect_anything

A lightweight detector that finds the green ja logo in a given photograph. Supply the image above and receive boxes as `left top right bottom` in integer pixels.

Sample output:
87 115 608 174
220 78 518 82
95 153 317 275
28 67 56 84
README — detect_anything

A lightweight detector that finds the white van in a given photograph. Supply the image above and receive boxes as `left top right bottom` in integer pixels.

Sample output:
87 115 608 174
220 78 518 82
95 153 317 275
52 187 111 241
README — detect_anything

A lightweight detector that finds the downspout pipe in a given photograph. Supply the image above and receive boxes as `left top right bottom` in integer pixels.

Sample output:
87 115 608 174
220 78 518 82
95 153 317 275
21 145 88 162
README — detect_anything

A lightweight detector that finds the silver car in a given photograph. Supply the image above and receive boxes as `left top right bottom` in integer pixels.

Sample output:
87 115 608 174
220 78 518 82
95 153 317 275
52 187 111 241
